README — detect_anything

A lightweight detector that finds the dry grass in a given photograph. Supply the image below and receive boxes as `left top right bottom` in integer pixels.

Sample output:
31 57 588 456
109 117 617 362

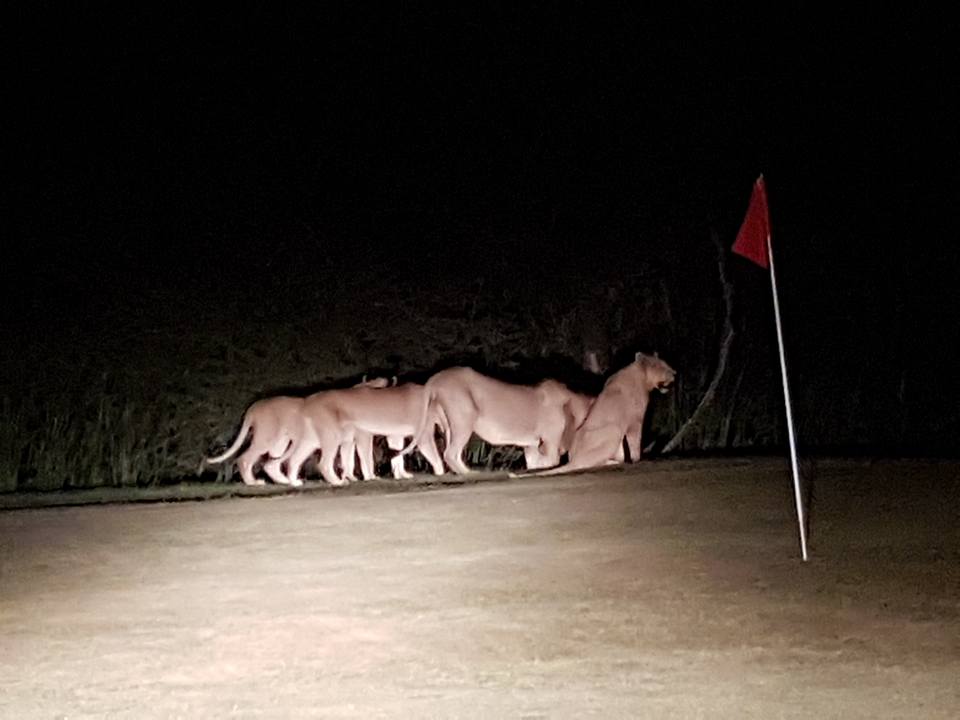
1 243 784 492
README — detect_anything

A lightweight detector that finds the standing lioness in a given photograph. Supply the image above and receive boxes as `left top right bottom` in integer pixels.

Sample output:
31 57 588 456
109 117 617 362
280 382 445 486
399 367 594 474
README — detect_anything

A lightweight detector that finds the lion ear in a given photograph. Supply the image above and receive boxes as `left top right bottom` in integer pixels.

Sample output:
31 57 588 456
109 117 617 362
584 350 604 374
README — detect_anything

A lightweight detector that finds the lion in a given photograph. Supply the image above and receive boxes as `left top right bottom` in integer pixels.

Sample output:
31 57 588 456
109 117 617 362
282 382 445 486
398 367 595 474
517 352 675 476
201 375 392 486
325 382 447 483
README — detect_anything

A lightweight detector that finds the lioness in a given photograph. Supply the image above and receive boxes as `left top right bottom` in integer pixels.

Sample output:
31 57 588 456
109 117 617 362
283 382 445 487
399 367 595 474
202 376 391 486
522 352 675 476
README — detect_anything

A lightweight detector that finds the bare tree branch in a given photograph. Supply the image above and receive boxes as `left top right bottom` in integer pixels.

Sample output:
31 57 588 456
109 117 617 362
658 230 735 454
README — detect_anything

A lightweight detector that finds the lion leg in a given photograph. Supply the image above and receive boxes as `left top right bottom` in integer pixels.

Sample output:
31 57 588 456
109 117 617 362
318 445 348 487
523 446 546 470
386 435 414 479
262 436 298 486
285 440 317 487
262 458 293 486
232 429 286 485
624 421 642 462
355 432 377 480
273 441 304 487
614 441 625 463
414 430 445 476
564 423 623 471
539 440 561 468
236 449 267 486
442 423 474 475
339 441 359 483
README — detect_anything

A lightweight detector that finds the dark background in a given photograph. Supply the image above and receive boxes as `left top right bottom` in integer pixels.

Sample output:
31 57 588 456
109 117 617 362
3 6 958 488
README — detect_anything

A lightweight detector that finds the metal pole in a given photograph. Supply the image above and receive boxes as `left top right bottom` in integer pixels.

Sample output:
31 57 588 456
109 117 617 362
767 233 809 561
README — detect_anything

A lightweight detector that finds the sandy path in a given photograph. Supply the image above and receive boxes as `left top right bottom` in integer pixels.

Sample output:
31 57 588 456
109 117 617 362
1 459 958 718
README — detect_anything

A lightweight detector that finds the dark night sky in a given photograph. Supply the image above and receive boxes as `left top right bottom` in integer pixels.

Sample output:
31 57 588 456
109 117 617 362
5 6 958 354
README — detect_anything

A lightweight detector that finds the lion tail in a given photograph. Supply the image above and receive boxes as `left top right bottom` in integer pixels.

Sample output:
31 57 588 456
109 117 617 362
203 412 254 465
397 383 435 457
510 463 571 478
510 457 619 479
433 401 451 444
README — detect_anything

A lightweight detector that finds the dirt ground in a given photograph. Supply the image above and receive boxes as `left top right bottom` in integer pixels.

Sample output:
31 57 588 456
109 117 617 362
1 458 958 719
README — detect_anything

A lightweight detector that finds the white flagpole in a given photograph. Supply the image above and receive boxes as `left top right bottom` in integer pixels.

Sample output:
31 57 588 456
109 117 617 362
766 233 809 561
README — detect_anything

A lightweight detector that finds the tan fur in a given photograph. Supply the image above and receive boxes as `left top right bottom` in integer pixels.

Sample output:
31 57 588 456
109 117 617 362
518 353 676 476
400 367 595 474
337 376 398 482
283 383 445 486
202 376 391 486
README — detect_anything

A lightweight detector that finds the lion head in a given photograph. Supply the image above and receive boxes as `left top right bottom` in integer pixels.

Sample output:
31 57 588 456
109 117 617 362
635 352 676 394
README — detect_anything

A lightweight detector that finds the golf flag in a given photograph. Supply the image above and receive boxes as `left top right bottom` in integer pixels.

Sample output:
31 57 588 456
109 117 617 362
733 175 770 268
733 174 809 561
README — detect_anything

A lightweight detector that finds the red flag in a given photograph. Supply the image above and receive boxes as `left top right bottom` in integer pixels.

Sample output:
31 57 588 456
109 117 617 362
733 175 770 269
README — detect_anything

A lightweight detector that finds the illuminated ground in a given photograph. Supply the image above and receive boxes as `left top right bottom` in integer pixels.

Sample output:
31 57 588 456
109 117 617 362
1 459 958 718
